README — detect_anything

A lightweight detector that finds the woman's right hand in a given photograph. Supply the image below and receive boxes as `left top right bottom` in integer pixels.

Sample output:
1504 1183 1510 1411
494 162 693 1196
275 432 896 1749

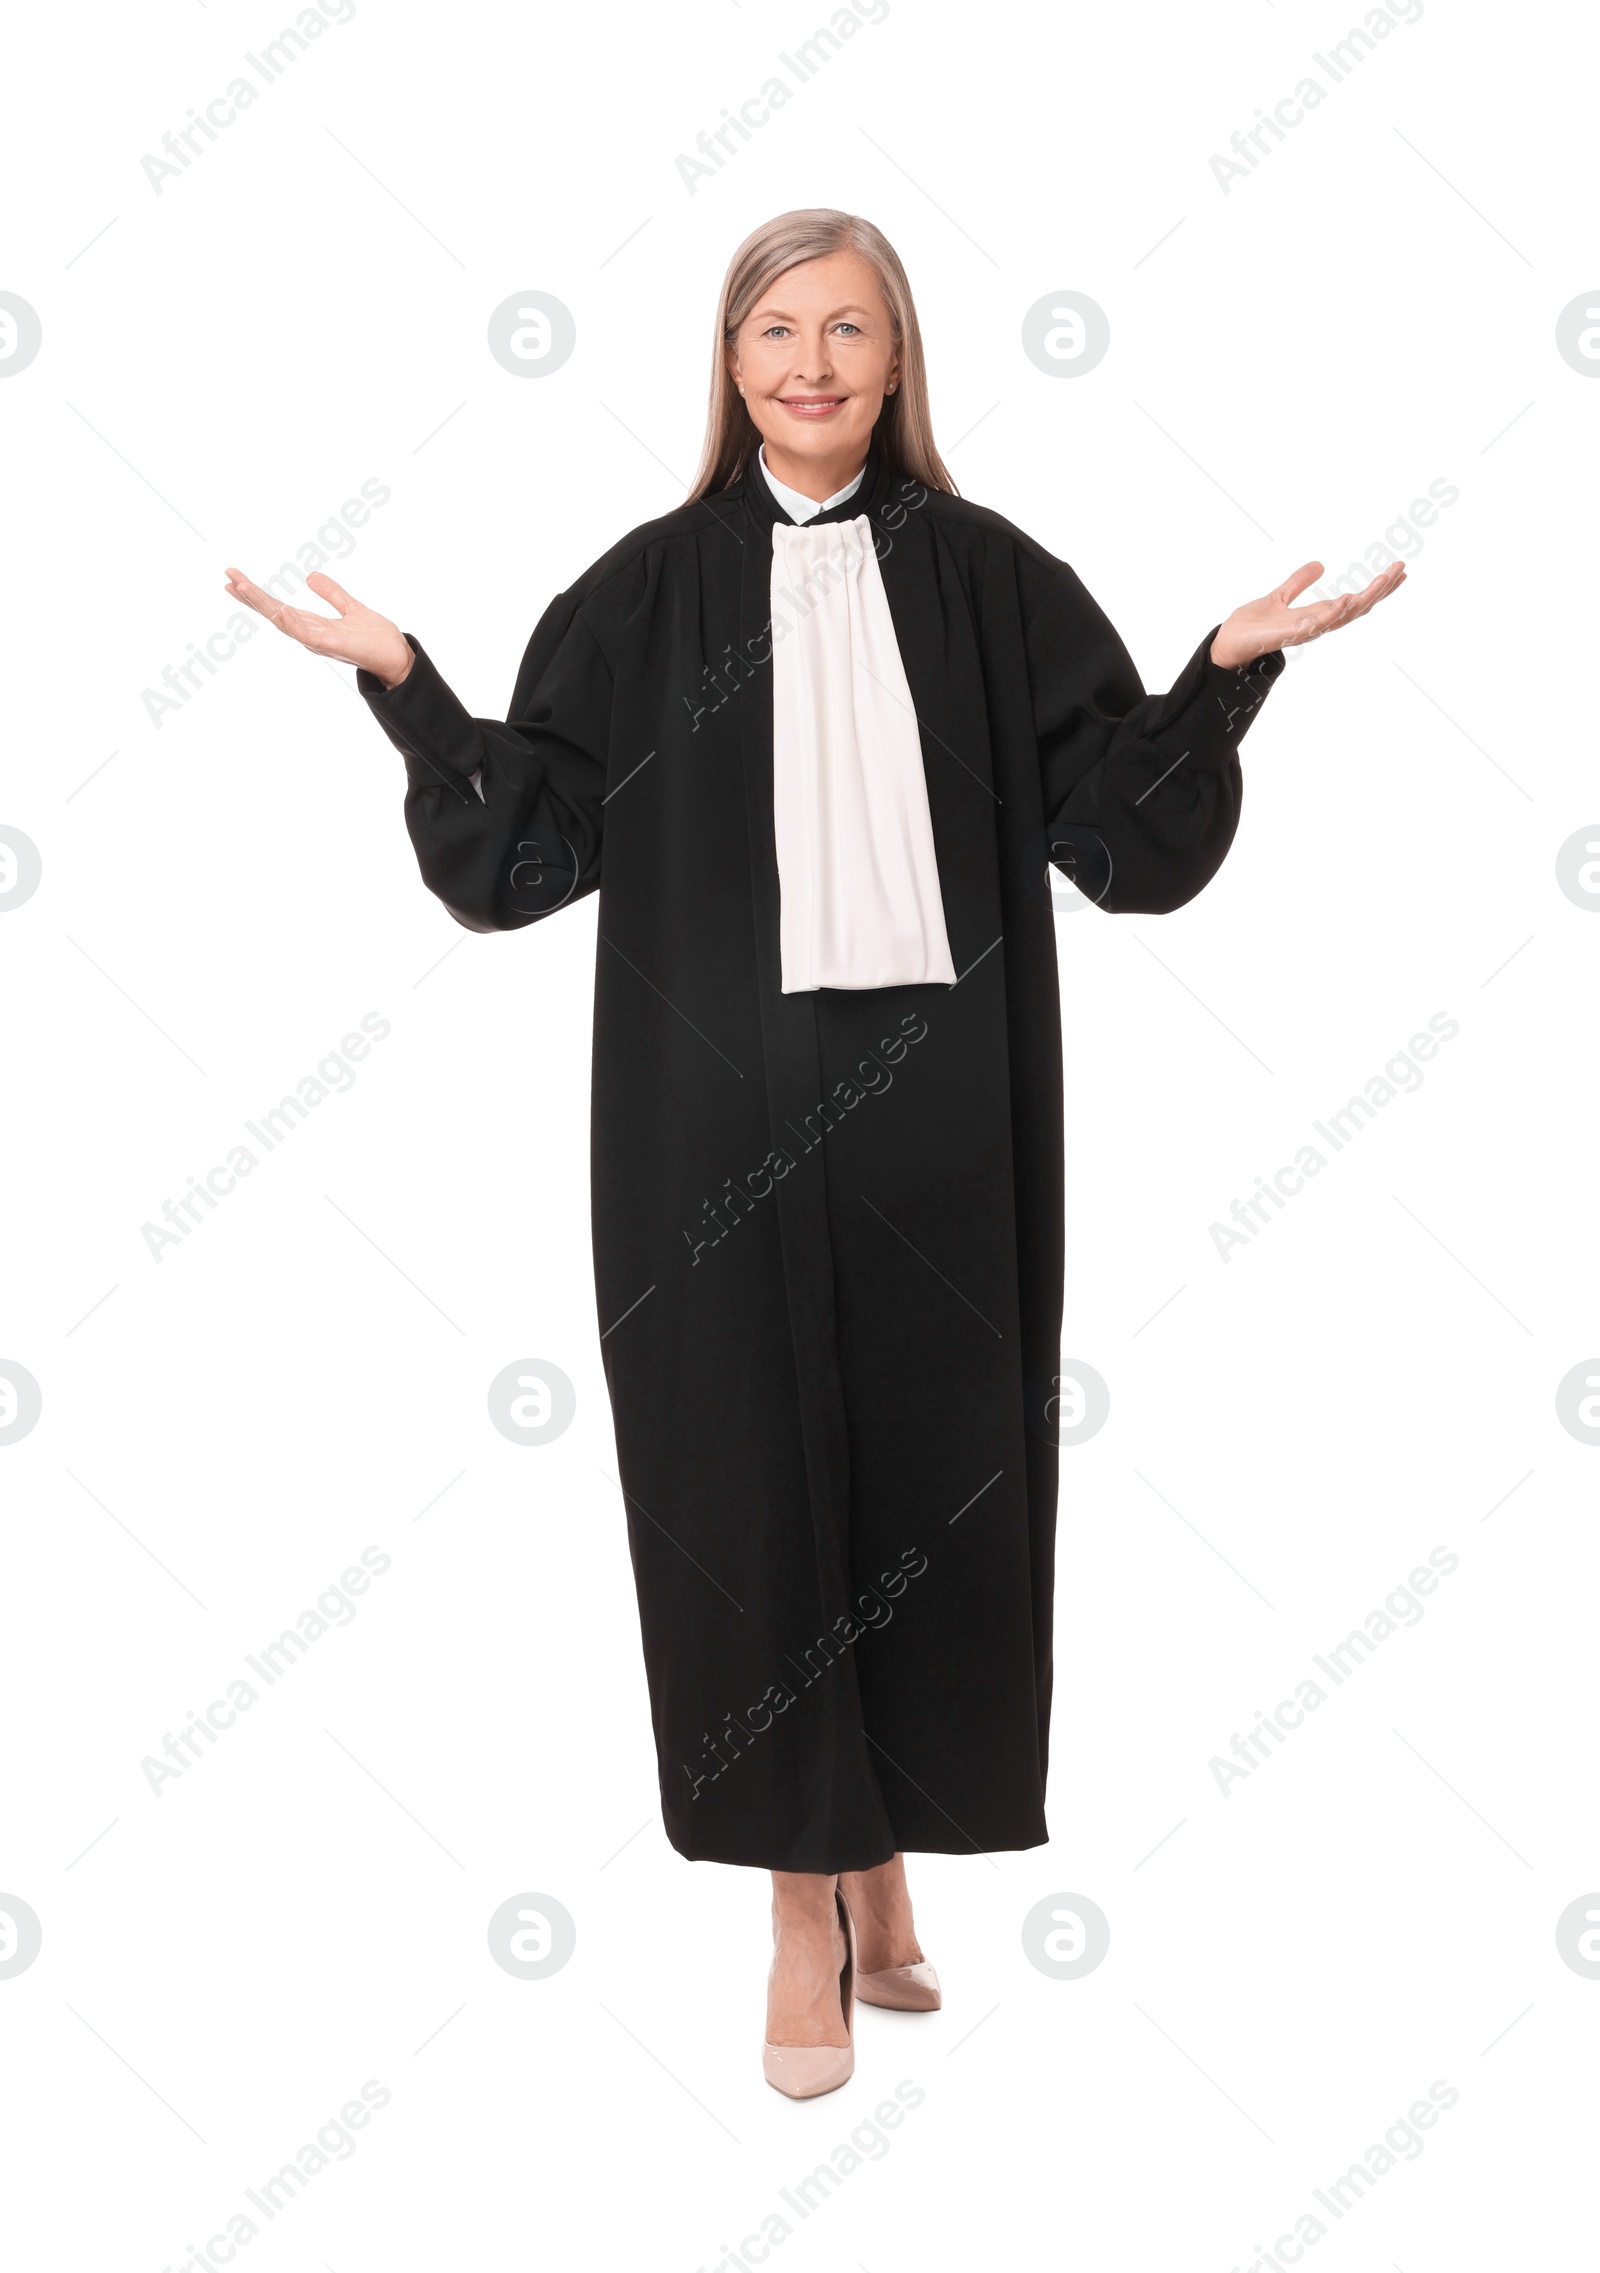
222 567 415 690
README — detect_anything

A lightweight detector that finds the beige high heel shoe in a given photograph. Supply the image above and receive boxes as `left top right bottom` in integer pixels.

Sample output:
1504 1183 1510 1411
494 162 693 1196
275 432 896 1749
762 1887 856 2099
855 1957 941 2011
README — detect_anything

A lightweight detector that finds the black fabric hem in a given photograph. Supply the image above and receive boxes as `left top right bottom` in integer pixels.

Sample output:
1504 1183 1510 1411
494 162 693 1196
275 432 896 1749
662 1817 1051 1871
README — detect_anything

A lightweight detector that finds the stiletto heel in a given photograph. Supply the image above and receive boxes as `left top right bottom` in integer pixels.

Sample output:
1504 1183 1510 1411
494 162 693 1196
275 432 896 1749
762 1887 856 2099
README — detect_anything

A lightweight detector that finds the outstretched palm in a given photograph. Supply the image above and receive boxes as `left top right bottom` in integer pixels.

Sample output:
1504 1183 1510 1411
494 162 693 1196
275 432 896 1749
1211 558 1406 669
222 566 414 688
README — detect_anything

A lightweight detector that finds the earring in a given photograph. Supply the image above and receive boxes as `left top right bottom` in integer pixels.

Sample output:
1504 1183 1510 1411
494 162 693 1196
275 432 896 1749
737 383 745 394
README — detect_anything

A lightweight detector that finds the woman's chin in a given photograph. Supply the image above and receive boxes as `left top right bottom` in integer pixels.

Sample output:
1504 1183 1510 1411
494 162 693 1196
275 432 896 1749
762 419 871 464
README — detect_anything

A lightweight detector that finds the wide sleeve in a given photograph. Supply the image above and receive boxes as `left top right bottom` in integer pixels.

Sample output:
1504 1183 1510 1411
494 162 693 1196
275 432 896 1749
356 600 611 934
1026 561 1285 915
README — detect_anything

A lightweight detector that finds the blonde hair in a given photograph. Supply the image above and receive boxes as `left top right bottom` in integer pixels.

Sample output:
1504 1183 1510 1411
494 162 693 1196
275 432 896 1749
687 208 956 503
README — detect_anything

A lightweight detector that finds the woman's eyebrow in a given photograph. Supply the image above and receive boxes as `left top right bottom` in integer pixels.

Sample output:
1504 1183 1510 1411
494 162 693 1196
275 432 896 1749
751 303 877 322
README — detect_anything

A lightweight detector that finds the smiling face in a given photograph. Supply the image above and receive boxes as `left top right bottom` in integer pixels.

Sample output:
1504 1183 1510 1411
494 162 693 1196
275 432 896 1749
726 246 901 500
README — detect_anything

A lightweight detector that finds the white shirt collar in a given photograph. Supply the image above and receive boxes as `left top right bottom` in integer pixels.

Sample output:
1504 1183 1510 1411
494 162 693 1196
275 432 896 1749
758 441 866 526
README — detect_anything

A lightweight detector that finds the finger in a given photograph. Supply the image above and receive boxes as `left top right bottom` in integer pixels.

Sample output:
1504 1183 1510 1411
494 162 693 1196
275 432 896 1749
1298 595 1362 643
1340 564 1407 622
222 567 299 629
222 567 273 613
1349 561 1402 600
1284 595 1352 642
305 571 359 616
1296 565 1406 640
1270 561 1325 607
222 581 325 651
223 568 339 640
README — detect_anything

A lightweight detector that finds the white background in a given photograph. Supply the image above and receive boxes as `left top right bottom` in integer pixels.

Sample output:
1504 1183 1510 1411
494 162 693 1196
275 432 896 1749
2 0 1595 2265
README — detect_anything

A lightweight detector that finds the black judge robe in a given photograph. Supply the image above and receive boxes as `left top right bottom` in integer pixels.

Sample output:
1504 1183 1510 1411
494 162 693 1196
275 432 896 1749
357 443 1284 1873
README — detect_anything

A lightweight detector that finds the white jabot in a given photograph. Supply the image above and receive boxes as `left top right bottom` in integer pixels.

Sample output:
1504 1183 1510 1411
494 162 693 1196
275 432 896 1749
762 467 957 994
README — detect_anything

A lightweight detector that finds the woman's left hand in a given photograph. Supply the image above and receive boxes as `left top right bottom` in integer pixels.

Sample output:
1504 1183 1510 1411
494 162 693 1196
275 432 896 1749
1210 558 1406 669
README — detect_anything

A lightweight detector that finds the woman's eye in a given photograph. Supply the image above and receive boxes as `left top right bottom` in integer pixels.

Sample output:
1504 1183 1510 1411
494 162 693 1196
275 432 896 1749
834 323 861 336
762 325 789 339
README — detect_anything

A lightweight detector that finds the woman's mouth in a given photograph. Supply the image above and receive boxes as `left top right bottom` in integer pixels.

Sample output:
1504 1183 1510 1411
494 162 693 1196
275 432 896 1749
776 395 848 418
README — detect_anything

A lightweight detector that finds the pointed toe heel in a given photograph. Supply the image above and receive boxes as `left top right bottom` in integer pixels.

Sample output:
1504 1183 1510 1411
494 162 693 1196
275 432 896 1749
763 1888 857 2099
761 2040 855 2097
855 1959 941 2012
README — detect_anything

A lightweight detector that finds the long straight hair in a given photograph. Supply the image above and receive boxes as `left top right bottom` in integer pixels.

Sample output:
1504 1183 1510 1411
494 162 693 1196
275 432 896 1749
686 209 956 503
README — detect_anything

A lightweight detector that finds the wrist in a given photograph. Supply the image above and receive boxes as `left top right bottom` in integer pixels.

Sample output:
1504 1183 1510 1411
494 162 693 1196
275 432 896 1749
375 638 414 692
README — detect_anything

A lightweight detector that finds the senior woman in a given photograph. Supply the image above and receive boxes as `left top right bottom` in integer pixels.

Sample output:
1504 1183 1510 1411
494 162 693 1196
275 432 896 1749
224 208 1403 2097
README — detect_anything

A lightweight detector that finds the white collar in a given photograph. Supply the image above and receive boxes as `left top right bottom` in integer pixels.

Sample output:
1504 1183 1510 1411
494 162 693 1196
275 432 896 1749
758 441 866 526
